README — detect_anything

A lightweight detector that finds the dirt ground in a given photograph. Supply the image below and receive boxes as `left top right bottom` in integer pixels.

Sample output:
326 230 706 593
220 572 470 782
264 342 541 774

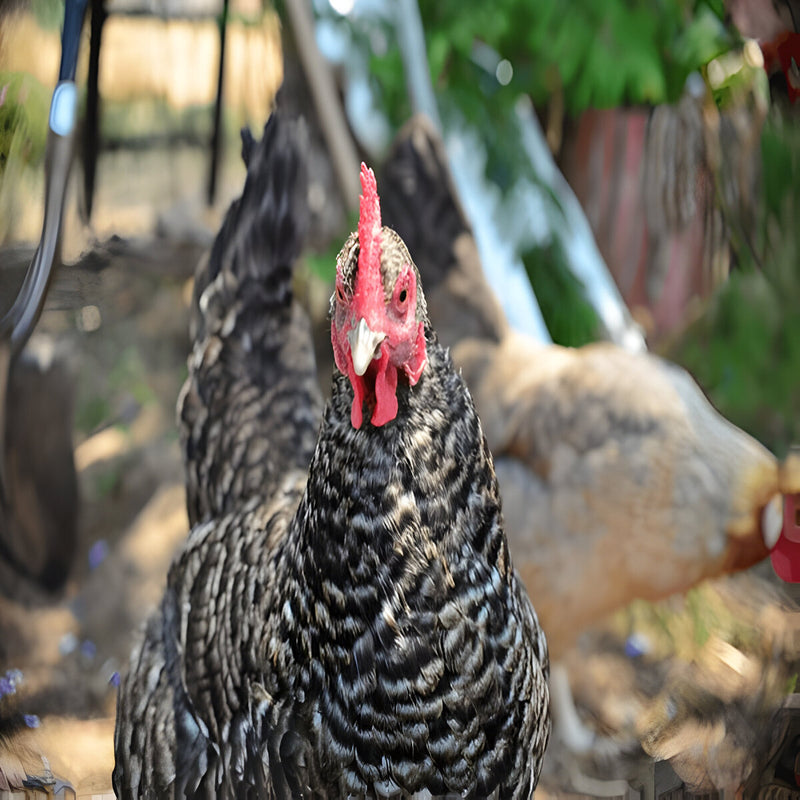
0 232 204 795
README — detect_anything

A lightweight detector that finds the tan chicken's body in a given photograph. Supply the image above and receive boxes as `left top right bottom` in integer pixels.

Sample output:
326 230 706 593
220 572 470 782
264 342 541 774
381 114 779 661
462 334 776 657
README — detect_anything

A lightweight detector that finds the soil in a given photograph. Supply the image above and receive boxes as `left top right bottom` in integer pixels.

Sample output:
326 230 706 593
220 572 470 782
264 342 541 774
0 232 204 795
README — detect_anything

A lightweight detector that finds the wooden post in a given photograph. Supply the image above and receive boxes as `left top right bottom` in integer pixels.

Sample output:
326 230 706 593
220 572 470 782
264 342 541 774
83 0 105 221
207 0 229 207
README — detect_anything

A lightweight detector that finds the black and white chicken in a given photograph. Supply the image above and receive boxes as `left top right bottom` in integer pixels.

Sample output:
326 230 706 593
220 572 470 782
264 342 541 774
112 113 550 799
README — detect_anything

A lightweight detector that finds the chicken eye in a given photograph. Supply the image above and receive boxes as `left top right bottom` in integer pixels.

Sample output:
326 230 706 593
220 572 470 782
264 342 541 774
336 284 347 303
393 267 413 312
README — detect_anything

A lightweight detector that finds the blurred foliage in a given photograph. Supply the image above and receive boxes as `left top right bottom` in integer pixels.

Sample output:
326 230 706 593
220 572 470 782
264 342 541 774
318 0 741 349
75 395 112 435
0 71 49 241
365 0 735 134
93 462 124 499
707 51 767 110
30 0 64 30
0 71 49 175
422 0 730 113
522 240 600 347
622 583 764 662
303 209 358 283
75 345 155 435
670 111 800 456
108 345 156 410
404 0 732 187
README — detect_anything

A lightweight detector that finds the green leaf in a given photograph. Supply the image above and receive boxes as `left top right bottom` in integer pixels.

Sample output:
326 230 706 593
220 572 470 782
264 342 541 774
0 71 49 174
522 241 601 347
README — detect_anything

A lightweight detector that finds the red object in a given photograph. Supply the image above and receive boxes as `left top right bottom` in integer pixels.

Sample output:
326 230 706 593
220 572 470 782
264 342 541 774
560 109 715 339
761 31 800 103
771 494 800 581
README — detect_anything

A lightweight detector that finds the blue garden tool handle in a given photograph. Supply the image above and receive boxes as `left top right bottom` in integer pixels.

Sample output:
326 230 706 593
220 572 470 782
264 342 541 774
0 0 88 355
59 0 88 82
0 0 89 569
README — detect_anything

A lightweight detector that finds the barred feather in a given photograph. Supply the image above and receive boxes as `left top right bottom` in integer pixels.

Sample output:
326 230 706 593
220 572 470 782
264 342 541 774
114 112 550 799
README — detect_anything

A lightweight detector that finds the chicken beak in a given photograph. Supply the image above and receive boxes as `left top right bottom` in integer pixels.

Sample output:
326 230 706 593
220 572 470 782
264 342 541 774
348 318 387 376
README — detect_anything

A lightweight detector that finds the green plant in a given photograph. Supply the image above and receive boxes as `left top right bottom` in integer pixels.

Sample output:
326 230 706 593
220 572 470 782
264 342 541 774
30 0 64 31
669 111 800 456
521 239 600 347
302 210 358 284
0 71 49 175
360 0 735 133
319 1 740 343
108 345 156 408
75 395 112 436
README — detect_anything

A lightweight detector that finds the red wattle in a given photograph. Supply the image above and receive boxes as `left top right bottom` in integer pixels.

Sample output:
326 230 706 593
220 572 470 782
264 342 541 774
771 532 800 582
348 361 366 429
372 350 398 427
347 351 400 428
772 494 800 582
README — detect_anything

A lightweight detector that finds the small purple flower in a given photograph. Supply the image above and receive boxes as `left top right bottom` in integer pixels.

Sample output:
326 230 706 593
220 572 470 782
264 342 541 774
6 669 22 687
80 639 97 660
88 540 109 571
23 714 40 729
624 632 651 659
109 671 121 688
0 669 22 699
59 632 78 656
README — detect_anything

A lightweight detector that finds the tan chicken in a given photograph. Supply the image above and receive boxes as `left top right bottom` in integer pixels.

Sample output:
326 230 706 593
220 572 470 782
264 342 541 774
379 115 791 796
380 114 781 660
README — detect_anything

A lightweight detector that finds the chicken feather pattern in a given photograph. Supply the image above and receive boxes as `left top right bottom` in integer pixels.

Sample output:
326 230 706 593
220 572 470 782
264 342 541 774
113 113 550 799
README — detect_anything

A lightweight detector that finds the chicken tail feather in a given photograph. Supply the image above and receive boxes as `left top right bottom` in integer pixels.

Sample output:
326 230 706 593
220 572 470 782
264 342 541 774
179 113 322 527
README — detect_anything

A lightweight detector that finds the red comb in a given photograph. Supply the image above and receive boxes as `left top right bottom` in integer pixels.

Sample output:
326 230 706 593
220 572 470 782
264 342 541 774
355 163 382 300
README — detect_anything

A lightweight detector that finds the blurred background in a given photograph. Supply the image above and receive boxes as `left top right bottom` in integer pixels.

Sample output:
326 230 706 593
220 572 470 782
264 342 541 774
1 0 800 797
3 0 798 451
